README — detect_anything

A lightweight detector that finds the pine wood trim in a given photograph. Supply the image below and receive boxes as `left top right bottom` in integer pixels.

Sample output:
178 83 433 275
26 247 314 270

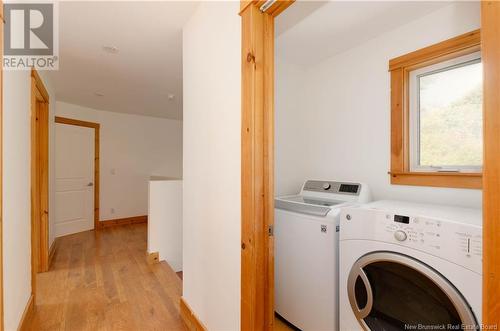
146 251 159 265
54 116 99 129
389 172 482 189
240 0 254 13
264 0 294 17
17 294 34 331
31 70 49 103
0 1 3 328
180 298 207 331
389 30 482 189
99 215 148 229
389 29 481 71
240 4 272 331
54 116 100 230
39 102 49 273
239 1 293 330
30 70 50 322
481 1 500 326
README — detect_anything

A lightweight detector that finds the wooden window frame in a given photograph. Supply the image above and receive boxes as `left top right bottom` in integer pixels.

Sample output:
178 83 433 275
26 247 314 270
389 29 482 189
54 116 100 231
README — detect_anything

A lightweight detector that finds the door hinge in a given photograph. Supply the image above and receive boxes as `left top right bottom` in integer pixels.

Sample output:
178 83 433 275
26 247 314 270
268 225 274 237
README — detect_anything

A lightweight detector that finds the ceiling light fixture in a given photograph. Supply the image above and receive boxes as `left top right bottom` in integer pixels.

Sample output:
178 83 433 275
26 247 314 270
102 45 119 54
94 92 104 97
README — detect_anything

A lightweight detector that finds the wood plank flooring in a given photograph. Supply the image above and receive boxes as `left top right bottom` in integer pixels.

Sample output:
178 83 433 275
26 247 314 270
26 224 187 331
274 314 298 331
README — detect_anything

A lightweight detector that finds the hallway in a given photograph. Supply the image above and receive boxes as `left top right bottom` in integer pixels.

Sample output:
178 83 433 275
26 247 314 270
27 224 187 331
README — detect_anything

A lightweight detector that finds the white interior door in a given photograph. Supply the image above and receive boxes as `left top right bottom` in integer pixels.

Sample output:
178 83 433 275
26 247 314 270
55 123 95 237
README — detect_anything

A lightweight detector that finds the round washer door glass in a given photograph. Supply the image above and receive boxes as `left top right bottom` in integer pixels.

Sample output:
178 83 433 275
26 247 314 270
347 252 478 331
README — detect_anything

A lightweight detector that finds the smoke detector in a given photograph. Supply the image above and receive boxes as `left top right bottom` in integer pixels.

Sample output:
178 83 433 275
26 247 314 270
102 45 119 54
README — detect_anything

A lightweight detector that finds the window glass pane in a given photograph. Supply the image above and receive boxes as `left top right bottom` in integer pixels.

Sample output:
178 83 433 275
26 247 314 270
418 61 483 167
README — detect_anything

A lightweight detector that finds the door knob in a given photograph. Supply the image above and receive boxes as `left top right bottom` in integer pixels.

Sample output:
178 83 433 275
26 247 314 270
87 182 94 187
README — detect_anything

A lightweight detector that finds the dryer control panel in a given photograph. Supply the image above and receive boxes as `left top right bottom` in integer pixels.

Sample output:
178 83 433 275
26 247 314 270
340 204 482 273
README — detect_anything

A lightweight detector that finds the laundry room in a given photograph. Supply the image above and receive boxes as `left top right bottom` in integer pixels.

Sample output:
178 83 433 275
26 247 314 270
273 1 483 330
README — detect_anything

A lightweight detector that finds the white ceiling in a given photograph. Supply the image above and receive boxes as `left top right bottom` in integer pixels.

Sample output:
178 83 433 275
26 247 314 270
49 1 199 120
52 1 453 119
276 1 452 67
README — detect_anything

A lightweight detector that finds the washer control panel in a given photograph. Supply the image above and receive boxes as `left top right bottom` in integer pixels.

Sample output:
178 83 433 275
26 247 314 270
303 180 361 196
340 207 482 272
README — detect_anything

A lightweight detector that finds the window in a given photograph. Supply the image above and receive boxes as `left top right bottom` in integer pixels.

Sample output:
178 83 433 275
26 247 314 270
409 51 483 173
389 30 482 189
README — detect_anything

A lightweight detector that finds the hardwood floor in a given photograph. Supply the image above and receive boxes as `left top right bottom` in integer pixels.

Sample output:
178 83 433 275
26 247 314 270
26 224 187 331
274 314 298 331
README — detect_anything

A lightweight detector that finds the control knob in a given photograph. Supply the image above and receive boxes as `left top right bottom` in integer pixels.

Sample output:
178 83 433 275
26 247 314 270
394 230 407 242
322 183 331 190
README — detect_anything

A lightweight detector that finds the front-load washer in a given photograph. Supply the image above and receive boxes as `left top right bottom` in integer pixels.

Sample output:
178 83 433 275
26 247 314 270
275 180 371 331
339 200 482 331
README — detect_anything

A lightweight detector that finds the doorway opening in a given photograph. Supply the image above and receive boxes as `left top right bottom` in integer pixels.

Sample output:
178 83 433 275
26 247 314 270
54 117 100 235
240 1 500 330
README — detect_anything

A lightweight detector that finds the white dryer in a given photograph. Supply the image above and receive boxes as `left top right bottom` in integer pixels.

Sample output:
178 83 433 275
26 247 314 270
339 200 482 331
275 180 371 331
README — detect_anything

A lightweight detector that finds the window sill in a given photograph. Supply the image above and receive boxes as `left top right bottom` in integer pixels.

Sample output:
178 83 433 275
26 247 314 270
389 171 482 189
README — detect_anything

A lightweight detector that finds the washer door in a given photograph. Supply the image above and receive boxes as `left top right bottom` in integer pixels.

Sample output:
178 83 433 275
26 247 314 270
347 252 478 331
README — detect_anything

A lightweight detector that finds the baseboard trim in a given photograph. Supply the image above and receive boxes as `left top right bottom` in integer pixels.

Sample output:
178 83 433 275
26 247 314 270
48 239 58 268
17 294 35 331
180 297 207 331
146 251 159 264
99 215 148 229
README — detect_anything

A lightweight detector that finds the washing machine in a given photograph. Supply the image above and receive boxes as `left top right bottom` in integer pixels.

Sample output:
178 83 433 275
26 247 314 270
275 180 371 331
339 200 482 331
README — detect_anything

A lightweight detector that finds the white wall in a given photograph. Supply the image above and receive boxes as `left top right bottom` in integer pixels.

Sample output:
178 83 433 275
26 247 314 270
182 1 241 330
148 178 183 272
275 60 308 196
3 70 55 330
3 71 31 331
276 2 482 209
55 101 183 225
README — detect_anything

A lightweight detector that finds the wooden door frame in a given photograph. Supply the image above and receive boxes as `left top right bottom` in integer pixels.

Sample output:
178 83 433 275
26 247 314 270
240 1 500 330
481 1 500 326
239 1 293 330
0 1 4 329
31 69 50 286
54 116 100 231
